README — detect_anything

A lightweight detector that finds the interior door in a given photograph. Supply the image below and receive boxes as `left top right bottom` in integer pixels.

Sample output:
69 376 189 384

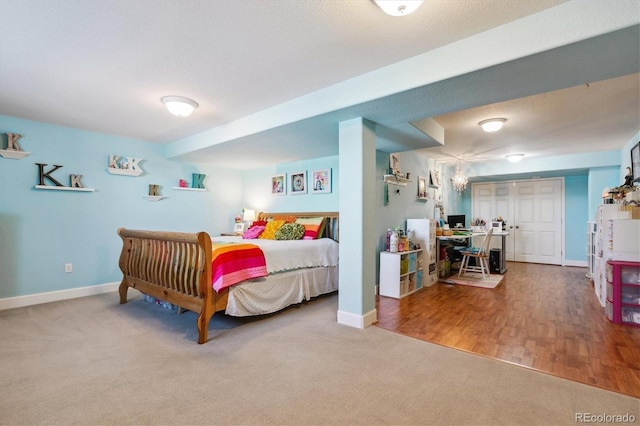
472 182 514 261
472 178 563 265
513 179 562 264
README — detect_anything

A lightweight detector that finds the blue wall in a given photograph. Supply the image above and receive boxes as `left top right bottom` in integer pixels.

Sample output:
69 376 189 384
0 115 340 300
565 175 589 261
0 115 242 298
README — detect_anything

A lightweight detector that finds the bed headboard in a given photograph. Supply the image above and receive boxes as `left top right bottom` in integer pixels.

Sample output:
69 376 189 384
257 212 339 242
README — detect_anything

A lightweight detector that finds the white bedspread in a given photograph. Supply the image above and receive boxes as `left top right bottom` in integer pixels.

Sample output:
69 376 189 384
211 236 339 274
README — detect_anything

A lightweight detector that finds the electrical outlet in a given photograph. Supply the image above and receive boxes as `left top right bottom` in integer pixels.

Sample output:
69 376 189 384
65 263 72 273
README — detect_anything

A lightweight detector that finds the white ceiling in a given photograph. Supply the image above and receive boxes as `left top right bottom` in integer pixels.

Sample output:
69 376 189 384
0 0 638 171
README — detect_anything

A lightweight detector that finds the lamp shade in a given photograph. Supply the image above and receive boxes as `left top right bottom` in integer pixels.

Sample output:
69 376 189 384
479 118 506 133
243 209 256 222
373 0 423 16
161 96 198 117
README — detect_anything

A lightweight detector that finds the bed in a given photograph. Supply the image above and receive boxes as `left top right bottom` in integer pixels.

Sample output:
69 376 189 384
117 212 339 344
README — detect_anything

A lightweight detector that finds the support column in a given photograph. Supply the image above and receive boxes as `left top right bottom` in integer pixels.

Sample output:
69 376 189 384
337 117 377 328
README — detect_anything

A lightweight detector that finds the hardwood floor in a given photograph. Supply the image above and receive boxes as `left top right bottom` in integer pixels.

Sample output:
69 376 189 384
375 262 640 398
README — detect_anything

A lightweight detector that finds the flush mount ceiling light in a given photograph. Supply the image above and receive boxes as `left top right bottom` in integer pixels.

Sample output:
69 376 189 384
506 154 525 163
161 96 198 117
373 0 423 16
479 118 507 133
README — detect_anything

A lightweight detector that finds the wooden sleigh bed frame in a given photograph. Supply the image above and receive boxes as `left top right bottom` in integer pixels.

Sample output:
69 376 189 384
117 212 338 344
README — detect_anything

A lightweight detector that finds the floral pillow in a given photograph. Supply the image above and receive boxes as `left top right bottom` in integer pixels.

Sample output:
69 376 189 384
275 223 305 240
259 220 286 240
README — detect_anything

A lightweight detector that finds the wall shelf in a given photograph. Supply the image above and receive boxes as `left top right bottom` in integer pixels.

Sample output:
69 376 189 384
0 150 31 159
35 185 94 192
172 187 206 191
107 168 143 176
144 195 166 201
384 174 413 187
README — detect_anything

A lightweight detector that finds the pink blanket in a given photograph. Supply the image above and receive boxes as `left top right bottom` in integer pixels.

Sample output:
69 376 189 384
211 242 268 293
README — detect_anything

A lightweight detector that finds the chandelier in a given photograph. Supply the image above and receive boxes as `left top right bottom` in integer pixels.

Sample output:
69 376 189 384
451 162 468 193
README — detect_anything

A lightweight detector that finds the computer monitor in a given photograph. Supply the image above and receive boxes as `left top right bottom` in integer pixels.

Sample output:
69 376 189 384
447 214 466 229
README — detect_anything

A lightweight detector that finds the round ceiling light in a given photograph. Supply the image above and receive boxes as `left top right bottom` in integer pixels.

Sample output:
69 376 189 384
373 0 423 16
161 96 198 117
506 154 525 163
479 118 507 133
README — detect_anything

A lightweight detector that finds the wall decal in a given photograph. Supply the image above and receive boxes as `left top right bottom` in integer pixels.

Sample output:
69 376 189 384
107 155 143 176
34 163 94 192
0 132 31 159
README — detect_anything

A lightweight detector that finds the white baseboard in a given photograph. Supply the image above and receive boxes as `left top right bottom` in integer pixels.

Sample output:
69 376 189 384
0 282 120 311
337 308 377 329
564 260 588 268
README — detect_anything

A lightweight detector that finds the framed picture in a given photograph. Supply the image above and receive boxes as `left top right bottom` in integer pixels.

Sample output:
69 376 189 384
311 169 331 194
289 171 307 195
389 153 400 175
429 169 441 188
417 176 428 200
631 141 640 183
271 174 286 195
233 222 245 233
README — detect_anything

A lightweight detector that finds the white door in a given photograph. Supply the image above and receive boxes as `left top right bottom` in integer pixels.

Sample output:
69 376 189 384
472 178 563 265
472 182 514 261
514 179 562 264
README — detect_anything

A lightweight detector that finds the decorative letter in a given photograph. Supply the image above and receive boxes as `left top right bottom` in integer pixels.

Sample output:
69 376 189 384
108 155 120 169
36 163 64 187
149 184 159 196
6 133 23 151
70 175 85 188
192 173 205 189
127 157 141 172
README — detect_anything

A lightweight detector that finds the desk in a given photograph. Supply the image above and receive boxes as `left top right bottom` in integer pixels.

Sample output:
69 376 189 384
437 231 509 279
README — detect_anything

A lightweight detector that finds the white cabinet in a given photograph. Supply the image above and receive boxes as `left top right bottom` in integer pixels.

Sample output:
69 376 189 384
594 205 632 307
586 221 596 279
406 218 438 287
379 249 424 299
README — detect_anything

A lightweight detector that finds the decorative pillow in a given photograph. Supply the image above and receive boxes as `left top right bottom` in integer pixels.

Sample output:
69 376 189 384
295 217 325 240
259 220 286 239
275 223 305 240
243 225 265 239
272 215 297 223
249 220 267 229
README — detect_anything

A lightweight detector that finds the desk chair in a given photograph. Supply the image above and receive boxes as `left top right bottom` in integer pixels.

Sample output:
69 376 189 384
458 228 494 280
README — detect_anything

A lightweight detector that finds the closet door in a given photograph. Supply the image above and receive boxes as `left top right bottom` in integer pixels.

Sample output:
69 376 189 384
513 179 562 264
472 178 563 265
472 183 514 261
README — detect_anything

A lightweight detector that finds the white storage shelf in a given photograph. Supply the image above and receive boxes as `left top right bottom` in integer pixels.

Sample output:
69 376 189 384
379 249 424 299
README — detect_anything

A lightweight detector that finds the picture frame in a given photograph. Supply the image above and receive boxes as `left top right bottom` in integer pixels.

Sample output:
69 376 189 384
289 171 307 195
311 169 331 194
389 153 400 175
631 141 640 183
417 176 428 200
233 222 245 233
429 169 441 188
271 174 286 195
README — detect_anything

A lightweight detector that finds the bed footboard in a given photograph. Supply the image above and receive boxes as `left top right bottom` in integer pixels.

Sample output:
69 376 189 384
117 228 225 344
